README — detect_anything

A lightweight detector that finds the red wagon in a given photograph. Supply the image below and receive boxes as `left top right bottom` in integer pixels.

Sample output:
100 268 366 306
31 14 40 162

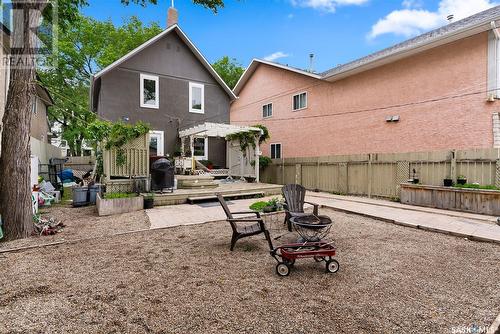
270 215 340 277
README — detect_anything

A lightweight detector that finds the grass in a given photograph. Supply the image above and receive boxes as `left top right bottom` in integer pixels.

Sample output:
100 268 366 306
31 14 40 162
453 183 500 191
104 192 137 200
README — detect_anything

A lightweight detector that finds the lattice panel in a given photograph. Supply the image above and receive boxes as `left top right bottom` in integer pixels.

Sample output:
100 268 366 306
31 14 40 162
396 161 410 196
103 134 149 179
106 180 134 194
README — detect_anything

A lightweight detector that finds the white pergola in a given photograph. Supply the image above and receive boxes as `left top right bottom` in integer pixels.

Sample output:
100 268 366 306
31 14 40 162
178 122 263 182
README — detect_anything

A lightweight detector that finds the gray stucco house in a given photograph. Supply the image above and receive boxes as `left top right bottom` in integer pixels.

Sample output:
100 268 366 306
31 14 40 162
90 22 236 168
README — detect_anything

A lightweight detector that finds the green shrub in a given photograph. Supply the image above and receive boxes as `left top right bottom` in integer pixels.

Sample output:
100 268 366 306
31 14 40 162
104 192 136 199
249 201 268 212
453 184 499 191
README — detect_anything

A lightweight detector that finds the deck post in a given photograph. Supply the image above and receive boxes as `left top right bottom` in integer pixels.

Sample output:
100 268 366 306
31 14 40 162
255 136 260 183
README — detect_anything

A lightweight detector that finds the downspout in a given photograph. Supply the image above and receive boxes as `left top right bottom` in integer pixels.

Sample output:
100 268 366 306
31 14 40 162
491 21 500 40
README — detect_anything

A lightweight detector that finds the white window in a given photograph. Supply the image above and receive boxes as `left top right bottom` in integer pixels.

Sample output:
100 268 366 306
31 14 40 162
270 143 282 159
140 74 159 109
292 92 307 111
193 137 208 160
189 82 204 114
149 131 164 156
262 103 273 118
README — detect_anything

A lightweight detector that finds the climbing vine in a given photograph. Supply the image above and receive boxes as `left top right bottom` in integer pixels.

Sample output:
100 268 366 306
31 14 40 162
86 120 151 171
225 124 270 157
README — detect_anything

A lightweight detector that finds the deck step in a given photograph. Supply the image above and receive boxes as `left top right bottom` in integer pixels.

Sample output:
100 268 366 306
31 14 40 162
187 191 265 204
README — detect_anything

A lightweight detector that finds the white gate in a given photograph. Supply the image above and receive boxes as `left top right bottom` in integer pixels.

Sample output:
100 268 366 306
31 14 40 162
227 140 256 178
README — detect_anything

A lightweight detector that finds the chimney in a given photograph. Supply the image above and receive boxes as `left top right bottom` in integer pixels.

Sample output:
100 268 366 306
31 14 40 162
167 0 178 27
309 53 315 73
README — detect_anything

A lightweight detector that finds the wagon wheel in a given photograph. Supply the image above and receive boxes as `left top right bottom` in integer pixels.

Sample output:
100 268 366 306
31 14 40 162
325 259 340 274
276 262 290 277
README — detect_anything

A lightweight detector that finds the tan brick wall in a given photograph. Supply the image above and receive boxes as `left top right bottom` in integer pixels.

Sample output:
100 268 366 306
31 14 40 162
231 32 500 158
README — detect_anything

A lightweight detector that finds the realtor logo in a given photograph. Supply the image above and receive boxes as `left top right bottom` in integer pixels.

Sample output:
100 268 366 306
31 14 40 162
0 0 58 69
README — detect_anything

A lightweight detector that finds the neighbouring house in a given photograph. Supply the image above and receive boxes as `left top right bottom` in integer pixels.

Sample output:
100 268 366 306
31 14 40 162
0 23 10 151
231 6 500 159
0 23 61 165
90 7 238 169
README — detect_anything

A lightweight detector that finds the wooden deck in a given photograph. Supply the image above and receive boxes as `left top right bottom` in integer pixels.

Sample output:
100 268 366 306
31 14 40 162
151 181 282 206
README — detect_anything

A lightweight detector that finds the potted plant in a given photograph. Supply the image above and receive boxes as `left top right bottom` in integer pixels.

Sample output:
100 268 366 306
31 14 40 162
457 175 467 185
173 149 182 157
443 178 453 187
184 150 192 157
411 169 419 184
143 193 154 209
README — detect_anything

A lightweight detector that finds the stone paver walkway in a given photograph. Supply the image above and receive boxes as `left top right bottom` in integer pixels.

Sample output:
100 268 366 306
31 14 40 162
146 192 500 244
307 193 500 244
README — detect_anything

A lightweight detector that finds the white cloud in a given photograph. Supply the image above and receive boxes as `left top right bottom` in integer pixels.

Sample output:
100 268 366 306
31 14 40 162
290 0 369 13
402 0 423 9
263 51 290 62
369 0 498 39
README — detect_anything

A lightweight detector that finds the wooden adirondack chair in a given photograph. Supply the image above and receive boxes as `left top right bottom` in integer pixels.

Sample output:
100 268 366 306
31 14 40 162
282 184 320 232
217 194 274 251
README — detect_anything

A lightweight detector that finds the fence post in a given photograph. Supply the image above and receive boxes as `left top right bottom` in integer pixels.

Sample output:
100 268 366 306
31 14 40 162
450 150 457 183
339 162 348 195
295 164 302 185
367 154 373 198
496 159 500 188
316 159 320 191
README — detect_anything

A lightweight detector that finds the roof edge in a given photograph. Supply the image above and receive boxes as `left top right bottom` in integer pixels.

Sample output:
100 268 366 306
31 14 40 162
233 58 321 96
92 24 236 100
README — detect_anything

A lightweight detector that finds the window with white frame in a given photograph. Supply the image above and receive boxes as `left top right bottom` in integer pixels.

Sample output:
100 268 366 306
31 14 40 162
140 74 159 109
189 82 204 114
270 143 281 159
292 92 307 111
262 103 273 118
193 137 208 160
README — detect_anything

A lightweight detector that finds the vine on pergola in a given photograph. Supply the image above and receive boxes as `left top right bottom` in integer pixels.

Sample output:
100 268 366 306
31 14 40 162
225 124 270 157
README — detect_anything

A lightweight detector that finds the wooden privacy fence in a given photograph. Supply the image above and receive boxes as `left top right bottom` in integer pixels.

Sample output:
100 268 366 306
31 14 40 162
260 148 500 199
103 134 150 180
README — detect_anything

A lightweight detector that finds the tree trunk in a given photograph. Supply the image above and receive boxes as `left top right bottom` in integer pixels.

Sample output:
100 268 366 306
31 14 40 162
0 1 46 240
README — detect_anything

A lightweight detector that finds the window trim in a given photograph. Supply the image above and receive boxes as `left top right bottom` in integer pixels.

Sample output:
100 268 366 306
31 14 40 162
262 102 273 118
140 73 159 109
193 136 208 160
189 82 205 114
292 91 308 111
270 142 282 160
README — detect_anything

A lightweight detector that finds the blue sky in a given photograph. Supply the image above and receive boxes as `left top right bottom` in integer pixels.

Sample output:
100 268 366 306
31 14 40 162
83 0 498 72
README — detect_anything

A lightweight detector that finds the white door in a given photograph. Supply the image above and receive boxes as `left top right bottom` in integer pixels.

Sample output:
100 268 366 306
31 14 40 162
149 131 164 156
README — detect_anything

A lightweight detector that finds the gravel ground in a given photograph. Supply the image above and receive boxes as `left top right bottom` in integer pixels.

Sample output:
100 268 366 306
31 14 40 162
0 208 499 333
0 205 150 251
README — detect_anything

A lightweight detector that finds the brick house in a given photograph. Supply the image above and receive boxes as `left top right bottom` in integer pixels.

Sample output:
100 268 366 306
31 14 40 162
231 6 500 159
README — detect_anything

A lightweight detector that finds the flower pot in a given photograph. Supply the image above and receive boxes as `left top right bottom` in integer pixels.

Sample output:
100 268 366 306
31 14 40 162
457 179 467 185
144 197 154 209
443 178 453 187
412 178 419 184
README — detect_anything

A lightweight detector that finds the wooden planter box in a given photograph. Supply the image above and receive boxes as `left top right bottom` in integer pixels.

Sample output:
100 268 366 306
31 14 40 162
96 193 144 216
400 183 500 216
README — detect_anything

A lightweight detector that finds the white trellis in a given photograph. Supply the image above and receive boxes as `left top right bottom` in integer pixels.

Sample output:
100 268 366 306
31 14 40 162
178 122 263 182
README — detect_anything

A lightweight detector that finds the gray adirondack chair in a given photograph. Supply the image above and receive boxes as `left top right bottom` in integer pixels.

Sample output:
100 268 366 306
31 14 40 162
217 194 274 251
282 184 320 232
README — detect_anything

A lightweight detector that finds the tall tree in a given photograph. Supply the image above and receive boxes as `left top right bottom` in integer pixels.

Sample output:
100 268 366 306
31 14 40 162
0 0 226 240
40 15 163 156
212 56 244 89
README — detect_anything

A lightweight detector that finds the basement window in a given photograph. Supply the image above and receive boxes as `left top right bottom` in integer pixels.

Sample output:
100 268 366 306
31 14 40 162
292 92 307 111
270 143 282 159
140 74 159 109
